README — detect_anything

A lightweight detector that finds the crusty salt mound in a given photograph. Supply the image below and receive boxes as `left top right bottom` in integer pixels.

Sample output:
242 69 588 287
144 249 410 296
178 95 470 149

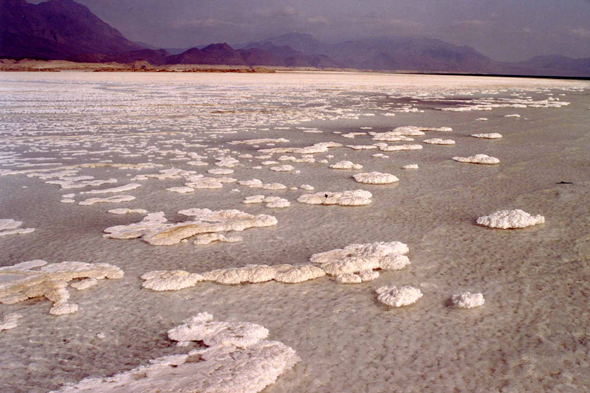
0 313 22 332
0 260 123 315
377 144 423 152
451 292 485 308
336 270 379 284
243 195 290 208
353 172 399 185
379 254 411 271
311 241 409 276
104 209 277 246
80 183 141 195
270 165 295 172
194 233 243 245
108 208 148 215
141 270 204 291
376 285 423 307
402 164 419 170
54 313 300 393
423 138 455 145
476 209 545 229
0 219 35 237
239 179 287 191
329 161 363 170
79 195 136 206
471 133 502 139
452 154 500 165
297 190 373 206
202 265 277 285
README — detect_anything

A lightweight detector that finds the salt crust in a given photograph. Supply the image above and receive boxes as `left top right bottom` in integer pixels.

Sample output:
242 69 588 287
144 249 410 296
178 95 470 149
423 138 455 145
336 270 379 284
452 154 500 165
259 142 341 155
471 133 502 139
0 313 22 332
239 179 287 190
402 164 419 169
80 183 141 194
377 144 423 152
54 313 300 393
476 209 545 229
228 138 290 145
141 270 204 291
270 165 295 172
0 260 123 315
311 241 410 276
166 186 194 194
297 190 373 206
70 278 98 290
79 195 136 206
104 209 276 246
108 208 148 215
0 219 35 236
194 233 243 245
376 285 423 307
452 292 485 308
329 161 363 170
208 168 234 175
243 195 290 208
353 172 399 185
300 184 314 191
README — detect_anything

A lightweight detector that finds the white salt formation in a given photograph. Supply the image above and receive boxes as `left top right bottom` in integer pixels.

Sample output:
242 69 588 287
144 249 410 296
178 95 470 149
329 161 363 170
476 209 545 229
377 144 423 152
202 265 278 285
54 313 299 393
297 190 373 206
80 183 141 194
423 138 455 145
353 172 399 185
79 195 136 206
0 313 22 332
505 114 521 118
452 154 500 165
452 292 485 308
270 165 295 172
336 270 379 284
402 164 419 169
108 208 148 215
104 209 277 246
0 260 123 315
243 195 290 208
471 133 502 139
141 270 204 291
0 219 35 237
239 179 287 190
376 285 423 307
311 241 409 276
194 233 243 245
273 264 326 283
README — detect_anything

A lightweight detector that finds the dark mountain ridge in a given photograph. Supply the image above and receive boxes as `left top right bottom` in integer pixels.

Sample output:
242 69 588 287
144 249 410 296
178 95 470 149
1 1 589 77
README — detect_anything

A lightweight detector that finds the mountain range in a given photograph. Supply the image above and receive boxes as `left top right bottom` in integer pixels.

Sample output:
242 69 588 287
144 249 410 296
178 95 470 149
1 0 589 77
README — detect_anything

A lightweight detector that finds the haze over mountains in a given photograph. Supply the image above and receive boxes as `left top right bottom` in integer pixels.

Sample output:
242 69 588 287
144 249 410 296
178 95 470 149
1 0 589 77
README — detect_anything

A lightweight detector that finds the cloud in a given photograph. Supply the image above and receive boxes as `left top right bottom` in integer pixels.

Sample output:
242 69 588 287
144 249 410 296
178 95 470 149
307 16 329 25
568 27 590 39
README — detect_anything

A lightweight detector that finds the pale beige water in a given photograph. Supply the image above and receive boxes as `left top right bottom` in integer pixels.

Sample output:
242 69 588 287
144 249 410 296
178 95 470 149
0 72 589 392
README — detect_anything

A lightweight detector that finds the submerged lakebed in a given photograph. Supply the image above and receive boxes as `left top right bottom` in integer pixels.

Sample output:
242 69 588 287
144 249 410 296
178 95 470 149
1 71 590 392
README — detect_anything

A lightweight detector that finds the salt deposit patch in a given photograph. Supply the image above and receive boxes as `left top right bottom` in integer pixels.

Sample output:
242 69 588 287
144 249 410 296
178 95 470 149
402 164 419 170
423 138 455 145
79 195 136 206
0 313 22 332
0 219 35 237
452 154 500 165
141 270 204 291
108 208 148 215
80 183 141 195
54 313 299 393
243 195 290 208
297 190 373 206
105 209 277 246
476 209 545 229
353 172 399 185
376 285 423 307
311 241 409 276
451 292 485 308
329 161 363 170
0 260 123 315
471 133 502 139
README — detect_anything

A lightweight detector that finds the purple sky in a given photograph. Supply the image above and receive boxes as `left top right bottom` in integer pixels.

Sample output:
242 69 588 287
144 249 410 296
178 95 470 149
29 0 590 61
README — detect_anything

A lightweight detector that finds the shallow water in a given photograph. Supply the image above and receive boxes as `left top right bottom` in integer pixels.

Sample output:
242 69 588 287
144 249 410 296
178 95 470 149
1 72 590 392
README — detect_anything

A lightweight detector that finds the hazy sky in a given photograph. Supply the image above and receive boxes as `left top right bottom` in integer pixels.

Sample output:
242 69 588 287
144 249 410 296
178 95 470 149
32 0 590 61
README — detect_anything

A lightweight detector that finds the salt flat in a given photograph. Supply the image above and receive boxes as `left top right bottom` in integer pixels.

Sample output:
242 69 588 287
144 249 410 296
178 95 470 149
1 71 590 392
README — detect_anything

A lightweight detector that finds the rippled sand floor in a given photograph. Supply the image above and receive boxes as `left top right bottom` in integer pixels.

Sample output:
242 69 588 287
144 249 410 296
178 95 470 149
1 72 590 392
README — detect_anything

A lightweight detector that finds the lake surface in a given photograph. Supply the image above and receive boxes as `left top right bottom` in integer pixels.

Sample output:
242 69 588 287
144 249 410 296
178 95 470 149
1 72 590 392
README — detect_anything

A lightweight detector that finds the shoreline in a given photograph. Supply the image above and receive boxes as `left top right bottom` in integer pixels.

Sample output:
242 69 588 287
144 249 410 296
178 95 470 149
1 59 589 81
